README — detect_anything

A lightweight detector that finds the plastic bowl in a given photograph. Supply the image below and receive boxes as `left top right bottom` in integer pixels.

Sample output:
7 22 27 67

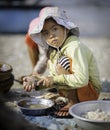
69 100 110 130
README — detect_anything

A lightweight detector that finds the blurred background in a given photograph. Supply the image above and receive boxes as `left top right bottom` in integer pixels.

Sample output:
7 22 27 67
0 0 110 90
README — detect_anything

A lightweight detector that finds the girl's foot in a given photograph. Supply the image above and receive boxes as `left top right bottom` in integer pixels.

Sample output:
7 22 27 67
55 102 75 118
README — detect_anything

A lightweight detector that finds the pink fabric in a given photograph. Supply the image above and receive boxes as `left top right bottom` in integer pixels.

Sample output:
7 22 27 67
28 18 39 34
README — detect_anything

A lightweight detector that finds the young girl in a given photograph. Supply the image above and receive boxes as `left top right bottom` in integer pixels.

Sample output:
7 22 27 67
23 7 102 116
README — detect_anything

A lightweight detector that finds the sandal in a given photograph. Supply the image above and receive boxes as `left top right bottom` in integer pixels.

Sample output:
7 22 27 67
50 107 73 118
49 102 73 118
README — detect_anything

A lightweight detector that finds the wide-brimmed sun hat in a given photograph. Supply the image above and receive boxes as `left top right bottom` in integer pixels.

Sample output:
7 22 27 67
29 7 77 49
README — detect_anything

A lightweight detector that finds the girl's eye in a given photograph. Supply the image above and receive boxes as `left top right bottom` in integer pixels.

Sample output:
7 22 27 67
52 27 58 32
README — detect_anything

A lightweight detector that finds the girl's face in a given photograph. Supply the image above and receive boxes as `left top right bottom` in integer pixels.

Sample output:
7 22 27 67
41 19 68 48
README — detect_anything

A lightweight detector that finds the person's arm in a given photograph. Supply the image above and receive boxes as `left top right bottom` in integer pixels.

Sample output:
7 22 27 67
25 34 39 68
33 45 48 74
53 42 101 92
23 34 48 92
53 44 89 88
25 34 47 74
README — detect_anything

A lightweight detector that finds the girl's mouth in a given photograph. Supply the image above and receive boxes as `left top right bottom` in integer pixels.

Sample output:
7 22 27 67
51 39 58 45
47 39 60 48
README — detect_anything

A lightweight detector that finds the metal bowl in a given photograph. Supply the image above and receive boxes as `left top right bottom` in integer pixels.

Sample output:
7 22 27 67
69 100 110 130
17 98 54 116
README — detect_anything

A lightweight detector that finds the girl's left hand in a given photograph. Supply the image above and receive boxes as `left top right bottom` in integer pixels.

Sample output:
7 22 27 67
37 76 54 87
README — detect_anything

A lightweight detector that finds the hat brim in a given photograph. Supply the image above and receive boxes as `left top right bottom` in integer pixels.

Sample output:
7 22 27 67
29 7 77 49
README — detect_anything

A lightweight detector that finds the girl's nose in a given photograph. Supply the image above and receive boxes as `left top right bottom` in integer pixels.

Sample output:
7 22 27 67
49 32 55 38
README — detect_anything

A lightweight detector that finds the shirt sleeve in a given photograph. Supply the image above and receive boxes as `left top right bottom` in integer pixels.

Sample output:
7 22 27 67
53 42 90 89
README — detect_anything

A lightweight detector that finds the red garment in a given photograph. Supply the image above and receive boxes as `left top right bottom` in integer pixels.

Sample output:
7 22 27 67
25 34 39 50
77 82 99 102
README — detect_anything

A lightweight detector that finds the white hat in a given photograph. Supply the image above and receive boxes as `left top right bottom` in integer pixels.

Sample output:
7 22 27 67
29 7 77 49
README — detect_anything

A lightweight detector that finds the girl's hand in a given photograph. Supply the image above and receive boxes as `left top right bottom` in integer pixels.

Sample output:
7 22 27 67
23 76 38 92
56 64 70 75
37 76 54 87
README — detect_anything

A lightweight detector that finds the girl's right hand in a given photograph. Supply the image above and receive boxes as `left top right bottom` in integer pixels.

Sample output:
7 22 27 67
23 76 38 92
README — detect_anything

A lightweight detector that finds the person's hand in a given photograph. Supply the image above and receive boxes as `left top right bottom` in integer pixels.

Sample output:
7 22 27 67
23 75 38 92
37 76 54 88
56 64 70 75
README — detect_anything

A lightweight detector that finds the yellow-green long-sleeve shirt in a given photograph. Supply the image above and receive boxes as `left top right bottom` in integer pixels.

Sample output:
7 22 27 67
48 36 102 93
